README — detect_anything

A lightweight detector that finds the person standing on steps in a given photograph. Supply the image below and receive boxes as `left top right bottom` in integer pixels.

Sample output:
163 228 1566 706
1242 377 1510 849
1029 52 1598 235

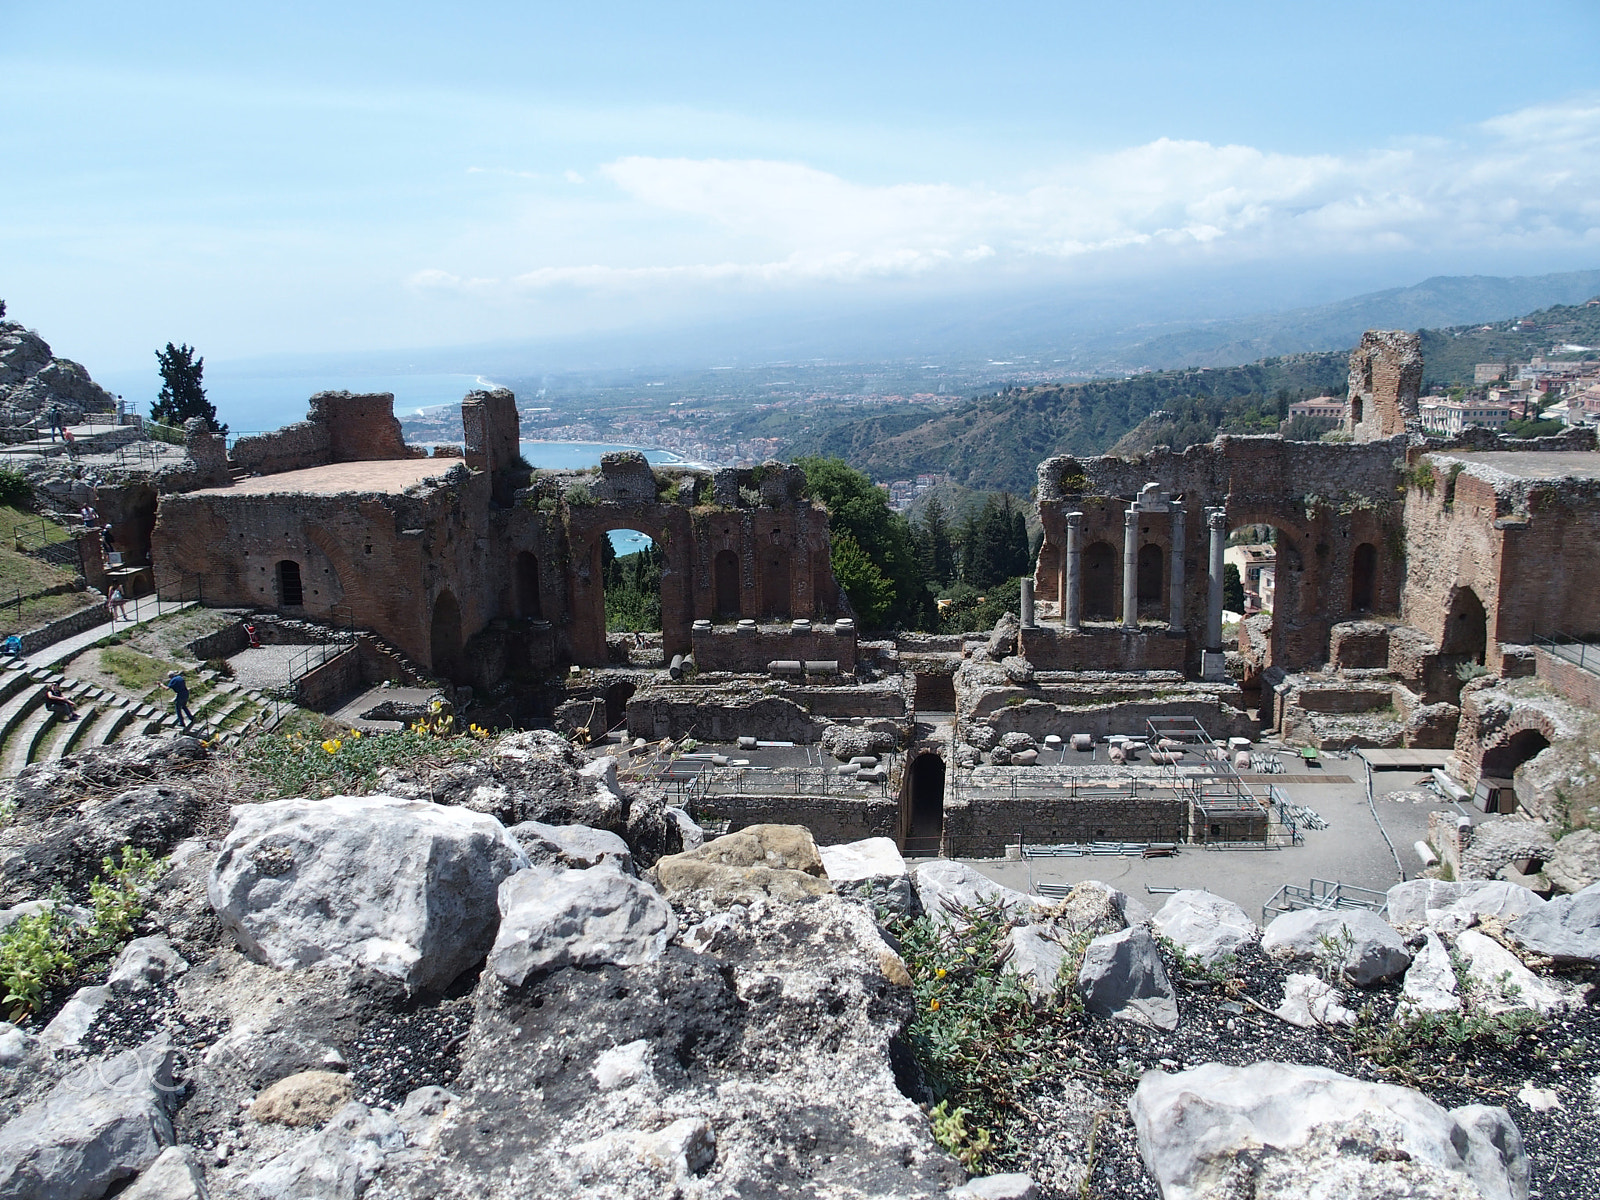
165 670 196 730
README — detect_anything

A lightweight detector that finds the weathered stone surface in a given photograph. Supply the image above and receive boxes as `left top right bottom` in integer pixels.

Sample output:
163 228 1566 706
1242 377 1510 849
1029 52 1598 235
1455 930 1568 1015
1506 880 1600 963
821 723 900 762
1131 1062 1528 1200
508 820 634 874
39 984 111 1051
1387 878 1470 926
0 1036 179 1200
488 865 677 985
1077 926 1178 1030
654 824 832 903
251 1070 356 1127
1398 931 1461 1017
1434 881 1545 933
820 836 916 915
1047 879 1149 934
914 860 1041 926
208 794 529 994
1461 817 1558 883
1007 924 1068 1005
1273 973 1356 1028
120 1146 210 1200
108 936 190 993
1261 908 1411 986
948 1173 1041 1199
244 1101 404 1200
1545 828 1600 895
664 806 704 851
1152 889 1257 965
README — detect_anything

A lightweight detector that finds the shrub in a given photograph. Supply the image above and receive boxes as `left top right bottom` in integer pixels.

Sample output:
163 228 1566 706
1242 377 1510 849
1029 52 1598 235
564 483 594 507
0 468 31 507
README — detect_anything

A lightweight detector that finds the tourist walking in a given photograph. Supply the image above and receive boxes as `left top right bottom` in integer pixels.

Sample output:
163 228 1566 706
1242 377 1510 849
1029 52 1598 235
79 503 98 529
107 585 128 621
46 407 63 441
164 671 196 730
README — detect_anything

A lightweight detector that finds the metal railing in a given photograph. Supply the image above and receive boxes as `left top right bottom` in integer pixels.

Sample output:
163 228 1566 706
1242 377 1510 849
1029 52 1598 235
1534 630 1600 675
1260 878 1387 924
285 606 360 692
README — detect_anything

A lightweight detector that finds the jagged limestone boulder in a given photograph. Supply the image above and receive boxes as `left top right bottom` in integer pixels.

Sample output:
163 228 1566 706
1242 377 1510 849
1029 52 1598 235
653 824 832 903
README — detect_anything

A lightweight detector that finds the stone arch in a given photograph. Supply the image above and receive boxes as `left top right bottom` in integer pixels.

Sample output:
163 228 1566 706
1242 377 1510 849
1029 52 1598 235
275 559 304 607
1137 542 1164 605
430 590 462 680
515 551 542 619
761 545 791 620
714 549 741 618
1082 540 1117 620
1441 586 1488 664
604 681 636 732
1350 542 1377 612
905 753 945 856
1481 726 1551 780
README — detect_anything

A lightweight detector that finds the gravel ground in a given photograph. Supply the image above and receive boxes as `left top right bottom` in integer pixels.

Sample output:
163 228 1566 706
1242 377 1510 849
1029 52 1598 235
225 644 323 693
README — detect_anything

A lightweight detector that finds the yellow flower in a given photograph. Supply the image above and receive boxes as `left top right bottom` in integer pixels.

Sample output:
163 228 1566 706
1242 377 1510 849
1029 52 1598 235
321 738 342 754
349 730 362 740
929 999 940 1011
935 968 946 978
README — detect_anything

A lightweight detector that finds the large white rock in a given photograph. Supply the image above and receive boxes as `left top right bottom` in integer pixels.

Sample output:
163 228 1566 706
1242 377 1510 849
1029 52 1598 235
1131 1062 1529 1200
0 1036 180 1200
1006 925 1067 1006
1152 890 1257 966
913 860 1042 926
1273 973 1356 1028
1388 879 1546 933
208 794 530 995
119 1146 209 1200
1455 930 1567 1015
1077 926 1178 1030
244 1101 404 1200
1506 881 1600 963
819 837 907 885
39 984 110 1051
488 865 678 986
1261 907 1411 987
1385 879 1470 927
1398 931 1462 1017
508 820 634 874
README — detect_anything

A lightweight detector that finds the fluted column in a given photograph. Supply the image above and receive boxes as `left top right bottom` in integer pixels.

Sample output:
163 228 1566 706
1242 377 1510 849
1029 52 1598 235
1207 507 1228 651
1064 511 1082 632
1168 503 1186 632
1122 506 1139 631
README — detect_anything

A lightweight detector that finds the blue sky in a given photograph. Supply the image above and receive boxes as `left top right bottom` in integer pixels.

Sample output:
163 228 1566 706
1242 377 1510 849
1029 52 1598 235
3 0 1599 374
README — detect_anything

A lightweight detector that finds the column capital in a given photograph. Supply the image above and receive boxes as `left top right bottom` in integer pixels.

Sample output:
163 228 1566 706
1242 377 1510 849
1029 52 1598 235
1065 510 1084 527
1206 507 1228 530
1124 506 1139 526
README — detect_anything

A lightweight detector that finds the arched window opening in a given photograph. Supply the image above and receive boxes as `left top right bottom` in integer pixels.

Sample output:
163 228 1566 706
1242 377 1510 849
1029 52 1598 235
906 754 945 857
276 560 303 607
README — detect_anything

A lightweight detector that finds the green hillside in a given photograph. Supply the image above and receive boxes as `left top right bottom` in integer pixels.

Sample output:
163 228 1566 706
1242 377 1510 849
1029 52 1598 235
792 352 1347 495
1420 300 1600 385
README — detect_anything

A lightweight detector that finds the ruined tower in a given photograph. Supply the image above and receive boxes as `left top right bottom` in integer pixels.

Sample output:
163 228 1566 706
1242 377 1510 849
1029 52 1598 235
1344 330 1424 442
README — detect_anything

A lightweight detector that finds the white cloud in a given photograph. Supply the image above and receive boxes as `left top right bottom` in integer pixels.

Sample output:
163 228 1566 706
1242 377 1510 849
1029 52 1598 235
412 96 1600 299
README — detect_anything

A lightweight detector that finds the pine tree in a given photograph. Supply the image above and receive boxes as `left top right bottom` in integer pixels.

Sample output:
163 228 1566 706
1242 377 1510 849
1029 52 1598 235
152 342 223 431
916 498 955 586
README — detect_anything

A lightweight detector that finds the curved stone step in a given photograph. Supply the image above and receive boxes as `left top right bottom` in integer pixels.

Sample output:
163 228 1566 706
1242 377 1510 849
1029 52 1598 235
93 704 137 747
0 684 47 763
52 705 105 759
7 704 59 776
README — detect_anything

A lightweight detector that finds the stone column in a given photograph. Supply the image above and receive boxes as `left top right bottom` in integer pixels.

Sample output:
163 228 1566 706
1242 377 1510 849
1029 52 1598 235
1206 507 1227 651
1122 507 1139 631
1020 577 1035 628
1064 512 1082 632
1168 503 1186 632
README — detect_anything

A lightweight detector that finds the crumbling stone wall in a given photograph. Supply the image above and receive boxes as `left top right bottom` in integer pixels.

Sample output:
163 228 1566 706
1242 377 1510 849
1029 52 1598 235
1019 626 1187 672
691 623 858 673
1034 435 1406 671
1344 330 1422 441
943 792 1189 857
230 391 419 476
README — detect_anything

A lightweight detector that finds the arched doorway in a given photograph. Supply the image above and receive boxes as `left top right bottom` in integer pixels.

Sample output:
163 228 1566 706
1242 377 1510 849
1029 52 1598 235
604 681 636 732
1481 728 1550 780
1441 586 1488 664
276 560 304 608
714 549 741 618
601 530 663 640
1137 542 1164 607
430 590 462 680
761 546 791 620
1351 543 1377 612
1082 541 1116 619
515 551 541 619
906 754 945 856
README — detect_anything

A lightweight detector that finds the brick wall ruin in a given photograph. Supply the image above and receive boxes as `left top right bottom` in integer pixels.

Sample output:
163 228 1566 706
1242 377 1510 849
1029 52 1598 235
1344 330 1423 441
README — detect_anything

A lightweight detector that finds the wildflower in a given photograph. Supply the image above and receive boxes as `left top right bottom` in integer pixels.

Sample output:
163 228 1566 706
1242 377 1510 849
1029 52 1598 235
321 738 341 754
349 730 362 740
930 999 940 1011
935 968 946 978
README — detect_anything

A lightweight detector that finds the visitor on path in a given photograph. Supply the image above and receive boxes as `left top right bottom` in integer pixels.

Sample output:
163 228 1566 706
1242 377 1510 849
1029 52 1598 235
101 525 115 554
164 671 195 730
79 504 98 529
244 622 260 648
43 682 78 720
107 585 128 621
61 428 77 456
46 408 63 441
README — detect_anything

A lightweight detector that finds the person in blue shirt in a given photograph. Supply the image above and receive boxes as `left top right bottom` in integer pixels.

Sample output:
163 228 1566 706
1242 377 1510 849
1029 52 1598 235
165 671 196 730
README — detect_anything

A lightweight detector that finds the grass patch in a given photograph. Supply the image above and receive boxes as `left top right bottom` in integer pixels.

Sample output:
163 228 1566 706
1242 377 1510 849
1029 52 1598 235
229 717 493 800
97 646 187 697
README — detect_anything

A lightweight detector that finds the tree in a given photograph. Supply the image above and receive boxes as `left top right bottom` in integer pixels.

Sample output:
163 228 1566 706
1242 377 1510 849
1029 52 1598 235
797 456 932 630
829 532 895 629
1281 414 1336 442
913 498 956 587
1223 563 1245 613
152 342 223 431
0 300 7 320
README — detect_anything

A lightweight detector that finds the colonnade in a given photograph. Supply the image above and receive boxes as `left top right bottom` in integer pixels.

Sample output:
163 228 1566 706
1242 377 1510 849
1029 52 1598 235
1056 493 1229 651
